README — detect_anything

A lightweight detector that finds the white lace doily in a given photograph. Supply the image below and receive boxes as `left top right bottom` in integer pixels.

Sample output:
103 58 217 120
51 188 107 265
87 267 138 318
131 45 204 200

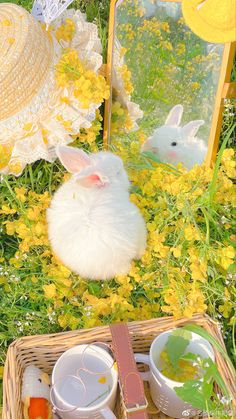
0 9 103 175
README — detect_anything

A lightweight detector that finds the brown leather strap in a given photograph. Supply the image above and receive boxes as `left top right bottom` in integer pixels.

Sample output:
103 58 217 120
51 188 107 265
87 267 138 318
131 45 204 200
110 323 148 418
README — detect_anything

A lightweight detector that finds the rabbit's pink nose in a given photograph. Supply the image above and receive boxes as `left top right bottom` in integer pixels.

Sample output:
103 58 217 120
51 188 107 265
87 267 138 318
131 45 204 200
168 151 177 159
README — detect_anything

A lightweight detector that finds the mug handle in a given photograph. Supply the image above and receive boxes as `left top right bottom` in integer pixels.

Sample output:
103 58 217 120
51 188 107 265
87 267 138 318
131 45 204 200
100 407 117 418
134 353 151 381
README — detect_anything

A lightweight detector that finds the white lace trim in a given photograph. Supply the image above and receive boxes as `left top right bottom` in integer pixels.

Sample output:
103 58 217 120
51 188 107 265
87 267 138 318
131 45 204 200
112 37 143 132
0 9 103 175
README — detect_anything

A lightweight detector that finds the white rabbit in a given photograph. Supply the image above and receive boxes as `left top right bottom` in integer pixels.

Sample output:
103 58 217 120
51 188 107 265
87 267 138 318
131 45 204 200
142 104 207 169
47 146 147 280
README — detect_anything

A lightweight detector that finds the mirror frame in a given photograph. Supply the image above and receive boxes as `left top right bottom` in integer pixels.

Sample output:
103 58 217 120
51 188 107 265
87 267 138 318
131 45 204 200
103 0 236 167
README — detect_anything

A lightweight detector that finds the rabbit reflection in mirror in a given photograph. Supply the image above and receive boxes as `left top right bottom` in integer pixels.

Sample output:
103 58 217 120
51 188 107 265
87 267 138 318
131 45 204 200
142 105 208 169
47 146 147 280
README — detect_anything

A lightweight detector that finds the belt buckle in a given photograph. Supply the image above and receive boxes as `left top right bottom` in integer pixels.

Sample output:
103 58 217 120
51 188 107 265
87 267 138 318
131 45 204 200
124 398 148 413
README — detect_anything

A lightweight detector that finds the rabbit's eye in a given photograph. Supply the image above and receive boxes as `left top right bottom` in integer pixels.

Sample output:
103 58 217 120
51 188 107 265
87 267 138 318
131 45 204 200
171 142 177 146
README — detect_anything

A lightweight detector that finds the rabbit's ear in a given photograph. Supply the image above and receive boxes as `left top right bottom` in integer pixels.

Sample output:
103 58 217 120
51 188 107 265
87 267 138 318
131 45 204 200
182 120 205 138
56 146 91 173
165 104 183 126
76 169 109 188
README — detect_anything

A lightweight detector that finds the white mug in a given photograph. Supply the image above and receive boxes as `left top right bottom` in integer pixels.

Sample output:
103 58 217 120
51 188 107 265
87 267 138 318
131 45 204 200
51 344 118 419
135 329 215 418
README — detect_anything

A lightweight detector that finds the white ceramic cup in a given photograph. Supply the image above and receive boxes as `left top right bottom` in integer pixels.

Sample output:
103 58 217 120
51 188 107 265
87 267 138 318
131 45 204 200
51 344 118 419
135 329 215 418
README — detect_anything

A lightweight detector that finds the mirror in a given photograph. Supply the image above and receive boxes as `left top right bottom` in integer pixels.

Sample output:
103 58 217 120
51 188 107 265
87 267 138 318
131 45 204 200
105 0 233 169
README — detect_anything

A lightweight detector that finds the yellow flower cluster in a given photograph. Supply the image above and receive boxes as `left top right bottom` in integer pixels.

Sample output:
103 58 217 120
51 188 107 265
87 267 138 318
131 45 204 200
55 49 110 108
111 101 134 134
216 246 235 271
162 279 207 319
119 64 134 95
221 148 236 179
75 110 103 147
0 145 12 171
55 18 76 42
3 189 50 252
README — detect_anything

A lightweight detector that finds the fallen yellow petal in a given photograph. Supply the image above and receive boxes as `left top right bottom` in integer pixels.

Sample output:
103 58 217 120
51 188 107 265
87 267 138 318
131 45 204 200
98 376 107 384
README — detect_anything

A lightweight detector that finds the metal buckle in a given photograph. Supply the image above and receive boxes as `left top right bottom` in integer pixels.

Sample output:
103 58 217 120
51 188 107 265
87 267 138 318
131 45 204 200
124 398 148 413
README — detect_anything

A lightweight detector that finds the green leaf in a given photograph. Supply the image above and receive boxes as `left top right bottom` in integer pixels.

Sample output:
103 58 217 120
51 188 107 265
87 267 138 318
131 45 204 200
203 358 230 398
202 380 213 400
180 352 199 363
166 329 191 368
175 380 215 412
183 324 236 377
88 282 102 295
141 151 180 172
141 151 162 163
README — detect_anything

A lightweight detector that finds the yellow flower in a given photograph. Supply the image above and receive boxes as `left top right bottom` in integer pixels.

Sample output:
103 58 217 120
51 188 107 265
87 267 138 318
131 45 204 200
58 313 79 330
176 43 186 55
219 302 232 318
184 225 200 241
178 17 185 25
43 284 57 299
119 64 134 94
190 260 207 281
8 160 23 175
23 122 34 132
0 144 12 169
0 205 16 215
191 82 201 90
1 18 11 26
221 148 236 178
14 187 27 203
55 19 76 42
172 246 182 258
5 221 15 235
27 207 41 221
216 246 235 270
98 376 107 384
8 37 15 45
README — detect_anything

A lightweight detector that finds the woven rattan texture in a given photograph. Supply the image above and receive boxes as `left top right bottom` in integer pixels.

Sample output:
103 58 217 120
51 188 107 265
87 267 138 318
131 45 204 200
3 314 236 418
0 3 53 120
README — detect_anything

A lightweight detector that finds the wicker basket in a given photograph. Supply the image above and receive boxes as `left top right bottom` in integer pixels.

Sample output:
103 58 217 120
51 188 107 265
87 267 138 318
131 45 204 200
3 314 236 419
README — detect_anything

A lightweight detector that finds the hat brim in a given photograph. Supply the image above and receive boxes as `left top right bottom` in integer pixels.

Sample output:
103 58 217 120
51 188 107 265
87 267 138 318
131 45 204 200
182 1 236 44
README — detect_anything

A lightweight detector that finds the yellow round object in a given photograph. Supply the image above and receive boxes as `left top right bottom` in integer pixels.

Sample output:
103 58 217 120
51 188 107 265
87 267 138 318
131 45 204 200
0 3 53 120
182 0 236 43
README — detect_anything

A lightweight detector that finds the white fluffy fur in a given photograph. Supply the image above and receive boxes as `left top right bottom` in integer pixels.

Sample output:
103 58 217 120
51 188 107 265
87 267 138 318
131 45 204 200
142 104 207 170
47 146 147 280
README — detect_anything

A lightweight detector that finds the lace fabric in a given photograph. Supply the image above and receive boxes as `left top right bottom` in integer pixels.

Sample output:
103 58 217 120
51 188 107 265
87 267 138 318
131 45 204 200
32 0 74 25
112 37 143 132
0 9 103 175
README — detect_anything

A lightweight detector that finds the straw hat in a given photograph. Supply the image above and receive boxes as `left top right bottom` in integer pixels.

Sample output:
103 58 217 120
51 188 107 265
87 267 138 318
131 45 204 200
182 0 236 43
0 3 103 175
